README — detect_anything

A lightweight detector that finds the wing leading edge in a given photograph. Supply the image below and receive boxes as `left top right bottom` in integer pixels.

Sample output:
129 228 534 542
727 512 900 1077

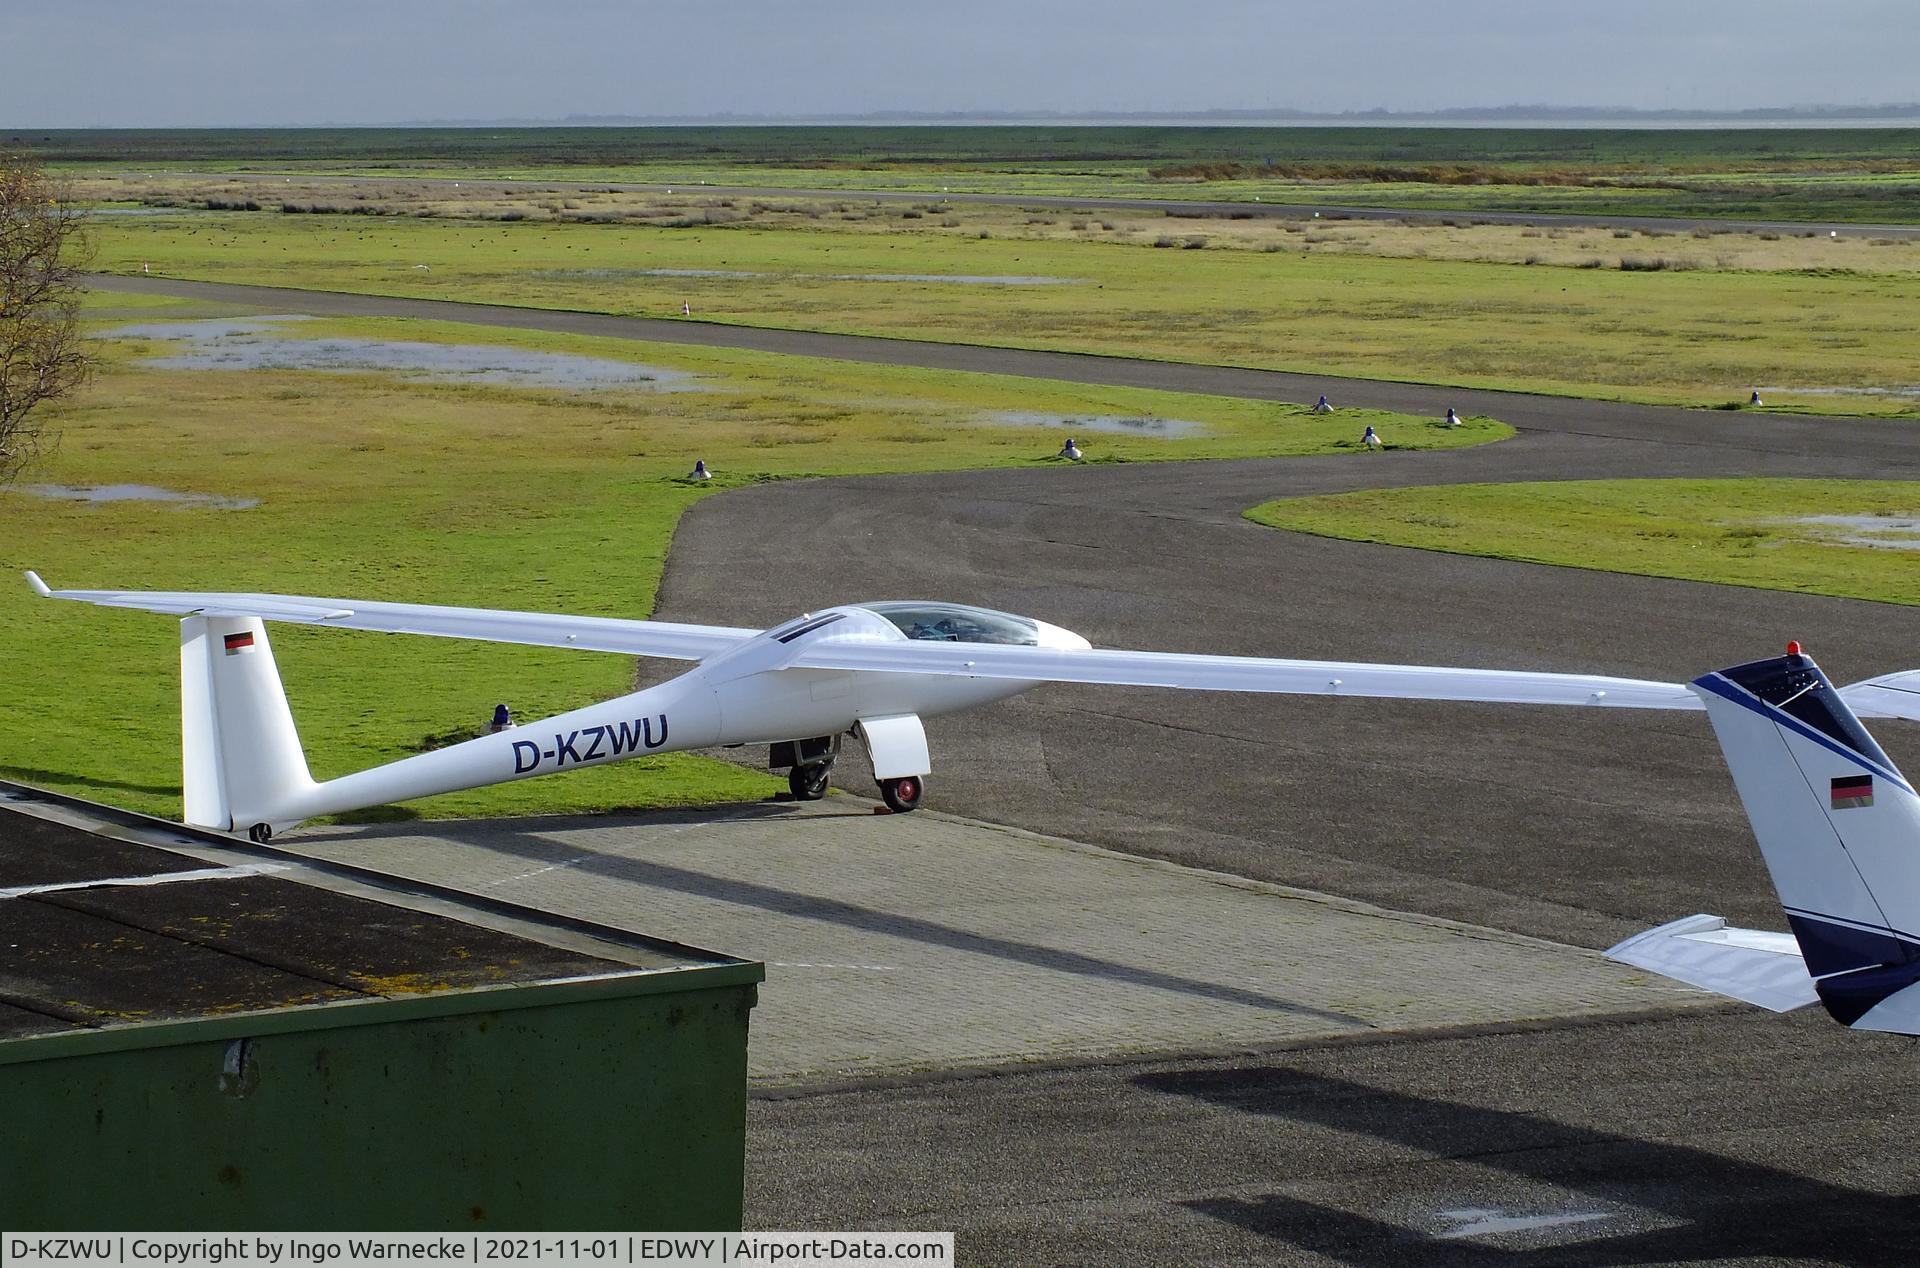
25 573 756 662
789 637 1706 710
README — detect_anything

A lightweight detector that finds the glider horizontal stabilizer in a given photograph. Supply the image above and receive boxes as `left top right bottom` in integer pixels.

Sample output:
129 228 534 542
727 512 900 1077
1605 914 1818 1011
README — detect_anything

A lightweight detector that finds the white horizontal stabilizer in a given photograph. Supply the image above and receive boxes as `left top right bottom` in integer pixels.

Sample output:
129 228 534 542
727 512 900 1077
790 639 1705 710
26 575 755 662
1851 980 1920 1034
1605 914 1818 1011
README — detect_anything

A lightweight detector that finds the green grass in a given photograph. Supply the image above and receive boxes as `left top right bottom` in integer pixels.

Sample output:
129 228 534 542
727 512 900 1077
90 210 1920 415
1246 479 1920 606
2 302 1494 823
36 124 1920 222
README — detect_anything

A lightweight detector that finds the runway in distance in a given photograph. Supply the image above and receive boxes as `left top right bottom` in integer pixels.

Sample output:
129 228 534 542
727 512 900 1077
27 572 1920 1035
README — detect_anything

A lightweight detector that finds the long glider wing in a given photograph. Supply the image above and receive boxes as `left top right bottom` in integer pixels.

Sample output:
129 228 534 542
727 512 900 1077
33 569 1903 714
1839 670 1920 722
788 637 1705 710
24 572 756 662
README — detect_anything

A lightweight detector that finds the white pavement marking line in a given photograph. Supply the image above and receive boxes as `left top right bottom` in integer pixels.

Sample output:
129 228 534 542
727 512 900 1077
1433 1207 1614 1240
770 962 903 972
0 862 291 901
478 854 597 889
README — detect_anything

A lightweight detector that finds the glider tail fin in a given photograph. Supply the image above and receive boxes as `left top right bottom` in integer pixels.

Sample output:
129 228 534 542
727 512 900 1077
1689 648 1920 1032
180 616 315 837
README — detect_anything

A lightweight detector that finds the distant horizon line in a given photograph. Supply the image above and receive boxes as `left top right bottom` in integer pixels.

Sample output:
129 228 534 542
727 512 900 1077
496 103 1920 127
17 103 1920 131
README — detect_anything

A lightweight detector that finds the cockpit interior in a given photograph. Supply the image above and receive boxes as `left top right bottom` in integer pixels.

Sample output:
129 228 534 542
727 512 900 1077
862 601 1042 646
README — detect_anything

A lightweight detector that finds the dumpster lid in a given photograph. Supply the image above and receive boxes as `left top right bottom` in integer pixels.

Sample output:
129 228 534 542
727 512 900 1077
0 784 758 1045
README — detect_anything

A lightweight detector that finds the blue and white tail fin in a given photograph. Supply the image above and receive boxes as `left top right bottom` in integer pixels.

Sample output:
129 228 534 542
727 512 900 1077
1608 647 1920 1034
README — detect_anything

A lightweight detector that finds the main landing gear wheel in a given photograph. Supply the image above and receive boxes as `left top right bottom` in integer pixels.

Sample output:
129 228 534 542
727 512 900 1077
880 776 924 814
788 761 832 801
247 823 273 843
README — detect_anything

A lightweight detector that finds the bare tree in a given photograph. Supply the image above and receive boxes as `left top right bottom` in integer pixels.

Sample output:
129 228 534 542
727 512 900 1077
0 151 93 483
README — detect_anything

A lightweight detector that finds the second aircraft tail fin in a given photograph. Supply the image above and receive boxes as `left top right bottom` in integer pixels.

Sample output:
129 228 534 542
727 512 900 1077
1615 647 1920 1033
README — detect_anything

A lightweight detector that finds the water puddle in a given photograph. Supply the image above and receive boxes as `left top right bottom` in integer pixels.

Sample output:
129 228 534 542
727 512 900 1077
837 273 1079 285
542 268 766 279
101 317 700 390
1779 513 1920 551
111 316 318 339
977 410 1205 437
1756 384 1920 400
83 206 211 217
19 484 259 509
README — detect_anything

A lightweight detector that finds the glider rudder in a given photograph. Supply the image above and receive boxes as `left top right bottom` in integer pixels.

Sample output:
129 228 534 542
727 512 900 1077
180 615 316 837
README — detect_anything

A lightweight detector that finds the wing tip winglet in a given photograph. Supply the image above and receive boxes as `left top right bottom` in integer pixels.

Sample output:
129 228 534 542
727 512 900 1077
24 570 50 598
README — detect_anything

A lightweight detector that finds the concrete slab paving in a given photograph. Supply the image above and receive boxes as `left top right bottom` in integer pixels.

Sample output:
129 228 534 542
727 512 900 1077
287 799 1708 1083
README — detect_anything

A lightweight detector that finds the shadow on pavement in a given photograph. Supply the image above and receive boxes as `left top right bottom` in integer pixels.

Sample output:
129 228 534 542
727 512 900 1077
314 804 1368 1024
1139 1064 1920 1266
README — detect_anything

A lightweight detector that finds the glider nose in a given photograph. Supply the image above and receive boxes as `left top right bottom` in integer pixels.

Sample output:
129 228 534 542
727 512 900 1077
1034 619 1093 651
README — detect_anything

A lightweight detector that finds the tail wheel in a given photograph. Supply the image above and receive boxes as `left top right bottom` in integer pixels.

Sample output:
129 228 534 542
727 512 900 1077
880 776 923 814
247 823 273 843
788 762 832 801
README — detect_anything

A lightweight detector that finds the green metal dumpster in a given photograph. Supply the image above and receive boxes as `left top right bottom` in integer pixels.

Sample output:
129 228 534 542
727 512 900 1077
0 785 763 1231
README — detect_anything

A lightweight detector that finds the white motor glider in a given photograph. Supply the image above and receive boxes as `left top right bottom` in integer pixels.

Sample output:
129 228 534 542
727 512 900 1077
24 573 1920 1035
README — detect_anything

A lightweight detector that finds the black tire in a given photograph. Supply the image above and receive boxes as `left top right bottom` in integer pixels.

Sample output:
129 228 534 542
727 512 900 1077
788 762 831 801
880 775 923 813
247 823 273 843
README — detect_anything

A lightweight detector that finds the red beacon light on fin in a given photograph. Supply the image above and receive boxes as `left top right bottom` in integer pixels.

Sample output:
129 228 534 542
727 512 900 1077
1787 640 1803 656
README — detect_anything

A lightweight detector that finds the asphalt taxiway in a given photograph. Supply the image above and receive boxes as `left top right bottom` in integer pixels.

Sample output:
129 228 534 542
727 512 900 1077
748 1010 1920 1265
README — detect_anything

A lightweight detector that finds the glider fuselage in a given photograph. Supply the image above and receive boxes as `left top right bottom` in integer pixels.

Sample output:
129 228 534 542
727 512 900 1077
257 603 1085 828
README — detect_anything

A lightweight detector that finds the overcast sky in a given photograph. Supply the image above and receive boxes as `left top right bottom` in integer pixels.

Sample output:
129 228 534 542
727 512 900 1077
5 1 1915 128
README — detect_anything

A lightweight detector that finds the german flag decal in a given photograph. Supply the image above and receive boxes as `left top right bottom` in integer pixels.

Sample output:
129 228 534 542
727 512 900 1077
1832 774 1874 810
223 631 256 656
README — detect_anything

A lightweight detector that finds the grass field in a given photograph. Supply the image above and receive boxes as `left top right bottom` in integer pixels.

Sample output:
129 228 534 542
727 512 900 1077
86 206 1920 415
1246 480 1920 606
1 297 1493 823
82 172 1920 277
31 125 1920 222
